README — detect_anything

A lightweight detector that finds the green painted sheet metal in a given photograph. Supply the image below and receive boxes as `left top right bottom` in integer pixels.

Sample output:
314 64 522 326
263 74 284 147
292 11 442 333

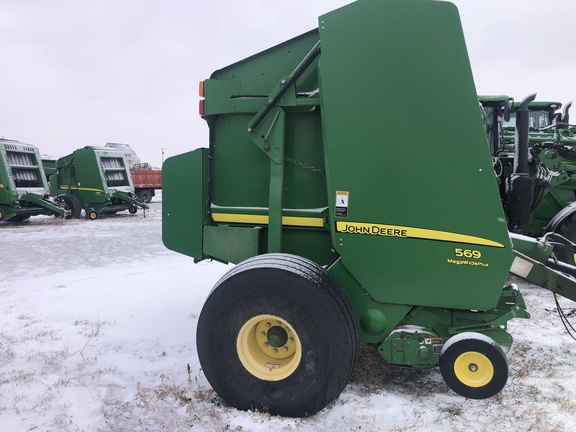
52 146 143 214
200 29 330 263
0 139 66 219
207 30 320 102
318 0 514 311
203 225 261 264
162 148 209 260
0 139 50 199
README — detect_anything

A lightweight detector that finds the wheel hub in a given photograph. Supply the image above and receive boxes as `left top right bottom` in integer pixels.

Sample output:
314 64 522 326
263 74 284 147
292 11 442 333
237 314 301 381
454 352 494 388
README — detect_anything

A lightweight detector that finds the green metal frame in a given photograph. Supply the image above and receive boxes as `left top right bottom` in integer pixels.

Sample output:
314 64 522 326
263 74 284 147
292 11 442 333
0 138 69 220
51 146 147 217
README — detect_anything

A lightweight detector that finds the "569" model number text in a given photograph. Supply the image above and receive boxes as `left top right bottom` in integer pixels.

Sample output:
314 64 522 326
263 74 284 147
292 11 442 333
454 248 482 259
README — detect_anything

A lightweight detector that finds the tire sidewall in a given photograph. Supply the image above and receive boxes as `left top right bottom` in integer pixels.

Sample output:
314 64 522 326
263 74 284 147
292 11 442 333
197 266 353 417
440 337 508 399
59 194 82 219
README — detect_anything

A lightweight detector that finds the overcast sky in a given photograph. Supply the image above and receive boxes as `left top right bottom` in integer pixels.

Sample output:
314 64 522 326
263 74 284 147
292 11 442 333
1 0 575 167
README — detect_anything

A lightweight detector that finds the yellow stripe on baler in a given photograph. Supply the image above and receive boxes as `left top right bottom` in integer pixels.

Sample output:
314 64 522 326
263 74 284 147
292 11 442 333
211 213 324 228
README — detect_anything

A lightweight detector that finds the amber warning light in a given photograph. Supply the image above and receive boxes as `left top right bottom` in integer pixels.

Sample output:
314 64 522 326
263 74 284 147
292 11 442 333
199 81 205 116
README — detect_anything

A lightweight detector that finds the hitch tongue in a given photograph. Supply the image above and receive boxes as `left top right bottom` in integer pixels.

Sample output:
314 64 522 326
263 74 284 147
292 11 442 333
510 232 576 303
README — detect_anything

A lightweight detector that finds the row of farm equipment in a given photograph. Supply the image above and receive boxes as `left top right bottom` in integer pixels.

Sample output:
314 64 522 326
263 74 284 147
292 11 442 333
481 95 576 263
161 0 576 417
0 139 161 222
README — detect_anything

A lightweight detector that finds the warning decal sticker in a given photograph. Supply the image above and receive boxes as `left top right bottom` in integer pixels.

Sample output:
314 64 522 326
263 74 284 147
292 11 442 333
335 191 349 218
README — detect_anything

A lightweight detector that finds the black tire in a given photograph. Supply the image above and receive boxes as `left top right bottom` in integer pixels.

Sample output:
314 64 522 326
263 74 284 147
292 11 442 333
0 207 5 221
440 332 508 399
87 209 98 220
128 205 138 214
56 194 82 219
137 189 153 204
196 253 359 417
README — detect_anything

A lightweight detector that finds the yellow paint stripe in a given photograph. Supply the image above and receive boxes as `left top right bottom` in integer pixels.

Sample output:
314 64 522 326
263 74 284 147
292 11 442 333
59 186 103 193
211 212 324 228
336 221 505 248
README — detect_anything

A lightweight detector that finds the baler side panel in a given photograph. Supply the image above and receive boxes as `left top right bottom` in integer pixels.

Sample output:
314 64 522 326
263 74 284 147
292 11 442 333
208 30 320 95
318 0 514 310
201 30 336 265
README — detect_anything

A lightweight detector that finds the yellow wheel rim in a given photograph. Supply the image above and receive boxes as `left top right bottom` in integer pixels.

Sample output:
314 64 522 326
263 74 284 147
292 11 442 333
454 351 494 388
89 212 97 220
237 314 302 381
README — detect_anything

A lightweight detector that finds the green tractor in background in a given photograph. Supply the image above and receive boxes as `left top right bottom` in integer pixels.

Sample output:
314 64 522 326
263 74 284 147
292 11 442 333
481 95 576 262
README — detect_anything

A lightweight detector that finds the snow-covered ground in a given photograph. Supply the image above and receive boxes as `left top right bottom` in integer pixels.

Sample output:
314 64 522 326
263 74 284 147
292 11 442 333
1 195 576 431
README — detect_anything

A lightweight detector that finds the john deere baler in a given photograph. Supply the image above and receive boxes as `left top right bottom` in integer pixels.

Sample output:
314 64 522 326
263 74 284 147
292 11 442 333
50 146 148 219
163 0 576 417
0 138 69 221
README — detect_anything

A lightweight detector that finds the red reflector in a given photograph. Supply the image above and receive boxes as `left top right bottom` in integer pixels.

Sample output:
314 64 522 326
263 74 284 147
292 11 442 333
199 99 205 116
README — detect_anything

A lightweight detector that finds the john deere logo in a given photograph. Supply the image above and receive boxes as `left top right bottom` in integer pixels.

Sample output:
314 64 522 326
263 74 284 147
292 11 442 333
336 221 504 248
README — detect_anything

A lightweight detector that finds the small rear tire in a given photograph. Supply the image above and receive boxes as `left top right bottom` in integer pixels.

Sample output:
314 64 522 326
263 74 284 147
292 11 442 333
196 253 359 417
128 205 138 214
440 332 508 399
87 209 98 220
0 207 5 221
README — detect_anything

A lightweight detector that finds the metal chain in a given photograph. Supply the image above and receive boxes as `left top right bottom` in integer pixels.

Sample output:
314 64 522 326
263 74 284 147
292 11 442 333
284 157 325 175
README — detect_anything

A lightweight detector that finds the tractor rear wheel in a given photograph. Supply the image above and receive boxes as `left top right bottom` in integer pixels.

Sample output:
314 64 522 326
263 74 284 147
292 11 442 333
196 253 359 417
440 332 508 399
